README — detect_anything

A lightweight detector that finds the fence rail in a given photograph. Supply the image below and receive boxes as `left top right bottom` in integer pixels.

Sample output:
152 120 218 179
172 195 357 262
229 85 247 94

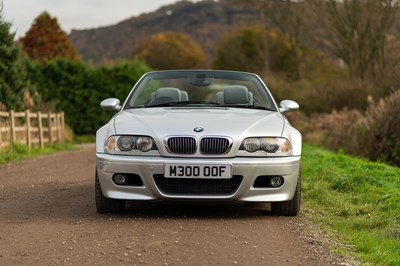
0 110 65 150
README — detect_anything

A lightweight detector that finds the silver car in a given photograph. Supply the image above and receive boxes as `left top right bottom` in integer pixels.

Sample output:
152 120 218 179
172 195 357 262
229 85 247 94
96 70 302 216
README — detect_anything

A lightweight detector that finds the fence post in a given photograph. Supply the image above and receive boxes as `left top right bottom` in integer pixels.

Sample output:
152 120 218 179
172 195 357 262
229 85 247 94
26 110 32 150
61 112 65 142
10 110 15 144
0 113 2 149
38 111 44 148
54 113 61 143
48 111 53 144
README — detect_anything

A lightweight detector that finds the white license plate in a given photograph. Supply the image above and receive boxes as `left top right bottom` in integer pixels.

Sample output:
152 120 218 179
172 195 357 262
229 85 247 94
164 163 232 179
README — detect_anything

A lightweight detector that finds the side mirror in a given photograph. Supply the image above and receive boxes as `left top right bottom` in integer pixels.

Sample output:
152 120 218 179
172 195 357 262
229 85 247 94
279 100 299 113
100 98 122 111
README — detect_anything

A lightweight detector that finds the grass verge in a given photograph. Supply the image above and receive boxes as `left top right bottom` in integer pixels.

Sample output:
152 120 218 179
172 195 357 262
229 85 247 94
0 143 76 165
302 145 400 265
73 134 96 144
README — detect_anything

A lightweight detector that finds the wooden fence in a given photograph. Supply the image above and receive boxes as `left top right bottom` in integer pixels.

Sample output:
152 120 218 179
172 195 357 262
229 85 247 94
0 110 65 150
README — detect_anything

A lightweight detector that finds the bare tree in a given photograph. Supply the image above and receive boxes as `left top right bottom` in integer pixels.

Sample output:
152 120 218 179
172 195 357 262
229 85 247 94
313 0 400 81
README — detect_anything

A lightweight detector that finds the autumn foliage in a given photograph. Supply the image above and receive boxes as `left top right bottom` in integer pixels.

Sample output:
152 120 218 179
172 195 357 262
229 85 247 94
213 26 300 76
213 26 265 73
20 12 78 62
133 32 205 70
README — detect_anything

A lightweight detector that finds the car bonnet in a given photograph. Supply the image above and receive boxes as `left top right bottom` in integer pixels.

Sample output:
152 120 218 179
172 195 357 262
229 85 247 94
113 108 285 139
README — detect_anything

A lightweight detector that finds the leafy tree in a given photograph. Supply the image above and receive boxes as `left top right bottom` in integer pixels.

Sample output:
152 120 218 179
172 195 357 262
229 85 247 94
225 0 306 79
133 32 205 70
269 0 306 80
213 26 265 73
221 0 270 70
0 3 29 110
20 11 78 62
213 26 299 76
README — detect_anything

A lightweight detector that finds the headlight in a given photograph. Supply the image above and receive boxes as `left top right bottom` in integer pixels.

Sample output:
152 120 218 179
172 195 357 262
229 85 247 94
261 138 280 153
117 136 135 151
240 137 292 156
105 135 156 153
243 138 261 153
136 136 153 152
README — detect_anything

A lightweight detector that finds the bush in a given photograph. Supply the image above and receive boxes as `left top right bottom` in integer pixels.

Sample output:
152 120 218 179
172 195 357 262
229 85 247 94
310 108 366 156
287 90 400 166
267 68 378 114
27 59 151 135
365 90 400 165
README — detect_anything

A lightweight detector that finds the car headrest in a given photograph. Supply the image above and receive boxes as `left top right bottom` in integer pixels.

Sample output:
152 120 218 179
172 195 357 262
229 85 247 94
180 91 189 101
155 87 181 102
223 85 249 104
216 91 224 104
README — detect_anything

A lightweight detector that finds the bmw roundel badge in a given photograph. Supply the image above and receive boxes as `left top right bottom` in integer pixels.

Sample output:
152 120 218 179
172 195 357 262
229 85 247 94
194 127 204 133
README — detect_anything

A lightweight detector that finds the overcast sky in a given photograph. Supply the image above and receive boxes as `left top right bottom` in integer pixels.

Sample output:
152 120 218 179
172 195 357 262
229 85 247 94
2 0 189 38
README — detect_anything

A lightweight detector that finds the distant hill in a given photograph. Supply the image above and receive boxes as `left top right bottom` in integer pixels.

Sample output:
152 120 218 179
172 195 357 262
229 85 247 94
68 0 258 63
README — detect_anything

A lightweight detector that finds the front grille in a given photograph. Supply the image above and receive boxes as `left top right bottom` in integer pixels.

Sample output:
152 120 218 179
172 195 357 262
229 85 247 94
167 137 196 154
200 137 230 155
153 175 243 195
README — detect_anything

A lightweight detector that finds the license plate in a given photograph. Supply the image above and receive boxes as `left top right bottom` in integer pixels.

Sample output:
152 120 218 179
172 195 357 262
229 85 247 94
164 163 232 179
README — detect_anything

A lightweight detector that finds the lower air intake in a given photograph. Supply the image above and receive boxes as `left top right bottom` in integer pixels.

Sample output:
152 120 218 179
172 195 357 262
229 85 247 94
153 175 243 195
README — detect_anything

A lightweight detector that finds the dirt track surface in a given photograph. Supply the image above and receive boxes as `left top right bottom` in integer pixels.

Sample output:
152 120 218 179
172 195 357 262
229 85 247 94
0 145 346 266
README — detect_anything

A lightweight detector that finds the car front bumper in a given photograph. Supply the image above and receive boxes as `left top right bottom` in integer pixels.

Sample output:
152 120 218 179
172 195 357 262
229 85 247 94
96 153 301 202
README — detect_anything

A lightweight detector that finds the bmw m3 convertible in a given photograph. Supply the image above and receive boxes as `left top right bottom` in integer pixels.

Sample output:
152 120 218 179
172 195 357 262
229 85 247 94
96 70 302 216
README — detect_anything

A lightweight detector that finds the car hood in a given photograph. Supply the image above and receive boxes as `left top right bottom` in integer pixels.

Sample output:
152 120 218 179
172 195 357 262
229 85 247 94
113 107 285 138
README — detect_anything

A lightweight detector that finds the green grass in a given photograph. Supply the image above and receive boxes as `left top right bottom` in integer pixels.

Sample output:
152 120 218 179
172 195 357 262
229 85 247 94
73 134 96 144
0 143 76 165
302 145 400 265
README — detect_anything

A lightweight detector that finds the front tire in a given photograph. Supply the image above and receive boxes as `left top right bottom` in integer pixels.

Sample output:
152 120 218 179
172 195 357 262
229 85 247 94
95 171 126 214
271 173 301 216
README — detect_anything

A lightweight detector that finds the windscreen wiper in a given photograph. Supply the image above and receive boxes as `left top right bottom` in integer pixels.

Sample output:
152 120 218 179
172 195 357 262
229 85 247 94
220 104 276 111
146 101 221 108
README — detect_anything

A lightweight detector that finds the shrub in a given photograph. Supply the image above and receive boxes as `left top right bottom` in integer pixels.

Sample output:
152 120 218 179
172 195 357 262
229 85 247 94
288 90 400 166
27 59 151 135
365 90 400 165
312 108 366 156
267 72 376 114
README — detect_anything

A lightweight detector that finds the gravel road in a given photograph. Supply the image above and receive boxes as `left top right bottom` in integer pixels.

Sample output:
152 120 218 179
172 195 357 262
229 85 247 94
0 145 346 266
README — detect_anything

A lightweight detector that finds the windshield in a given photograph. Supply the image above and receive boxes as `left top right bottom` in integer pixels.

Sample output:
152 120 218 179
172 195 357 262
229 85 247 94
124 70 277 111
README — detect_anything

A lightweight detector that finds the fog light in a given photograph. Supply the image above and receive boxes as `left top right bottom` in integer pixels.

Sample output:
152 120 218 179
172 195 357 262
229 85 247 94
270 176 284 187
113 174 127 185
